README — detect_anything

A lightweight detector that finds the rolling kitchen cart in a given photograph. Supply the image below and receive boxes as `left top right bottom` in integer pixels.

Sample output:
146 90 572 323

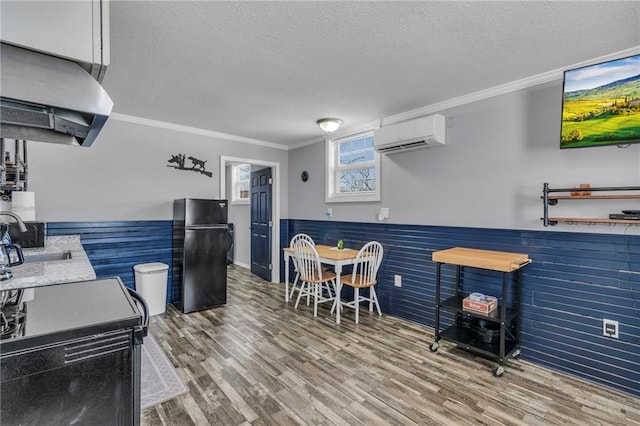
429 247 531 377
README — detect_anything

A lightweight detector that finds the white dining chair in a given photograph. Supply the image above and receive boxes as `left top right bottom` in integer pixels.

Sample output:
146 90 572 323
292 238 337 317
289 233 316 302
333 241 384 324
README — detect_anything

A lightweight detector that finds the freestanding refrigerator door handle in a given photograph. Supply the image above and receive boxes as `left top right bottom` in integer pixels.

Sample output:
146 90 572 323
185 224 229 230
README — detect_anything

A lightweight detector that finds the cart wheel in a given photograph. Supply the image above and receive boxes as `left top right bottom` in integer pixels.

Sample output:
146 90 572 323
429 342 439 353
512 349 521 359
493 366 504 377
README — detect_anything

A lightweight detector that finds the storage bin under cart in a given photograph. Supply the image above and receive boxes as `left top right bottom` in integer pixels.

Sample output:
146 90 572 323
429 247 532 377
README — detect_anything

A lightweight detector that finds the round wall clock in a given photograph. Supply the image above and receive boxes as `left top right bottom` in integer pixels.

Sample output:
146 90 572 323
301 171 309 182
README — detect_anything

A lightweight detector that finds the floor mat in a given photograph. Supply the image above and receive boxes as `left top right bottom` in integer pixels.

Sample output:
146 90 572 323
141 333 188 409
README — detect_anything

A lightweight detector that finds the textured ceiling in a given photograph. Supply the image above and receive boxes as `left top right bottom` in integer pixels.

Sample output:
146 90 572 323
102 1 640 148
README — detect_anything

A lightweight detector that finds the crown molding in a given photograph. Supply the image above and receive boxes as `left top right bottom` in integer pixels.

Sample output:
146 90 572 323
109 113 289 151
112 46 639 151
287 136 325 151
382 46 640 126
323 119 382 141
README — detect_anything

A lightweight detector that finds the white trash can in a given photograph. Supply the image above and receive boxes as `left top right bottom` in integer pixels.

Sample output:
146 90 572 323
133 262 169 316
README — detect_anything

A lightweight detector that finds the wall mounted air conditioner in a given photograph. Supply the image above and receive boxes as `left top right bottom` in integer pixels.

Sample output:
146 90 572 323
374 114 445 154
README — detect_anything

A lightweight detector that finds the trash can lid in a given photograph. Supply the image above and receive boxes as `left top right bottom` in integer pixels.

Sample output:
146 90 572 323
133 262 169 273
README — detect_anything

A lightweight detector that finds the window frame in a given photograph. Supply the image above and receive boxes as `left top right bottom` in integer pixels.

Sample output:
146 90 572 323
325 131 381 203
231 163 251 204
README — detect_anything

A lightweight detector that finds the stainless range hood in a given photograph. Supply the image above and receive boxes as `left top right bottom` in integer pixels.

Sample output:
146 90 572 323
0 43 113 147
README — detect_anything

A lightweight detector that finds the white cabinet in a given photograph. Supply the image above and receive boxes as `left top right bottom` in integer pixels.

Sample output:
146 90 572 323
0 0 109 81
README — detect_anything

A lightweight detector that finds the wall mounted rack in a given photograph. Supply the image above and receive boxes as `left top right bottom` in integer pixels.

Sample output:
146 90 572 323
0 139 28 195
542 183 640 226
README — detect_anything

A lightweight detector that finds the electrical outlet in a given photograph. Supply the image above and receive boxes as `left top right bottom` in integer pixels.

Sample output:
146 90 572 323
603 319 619 339
394 274 402 287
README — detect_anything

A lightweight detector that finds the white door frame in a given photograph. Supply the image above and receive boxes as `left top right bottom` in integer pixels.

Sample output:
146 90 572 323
220 155 280 283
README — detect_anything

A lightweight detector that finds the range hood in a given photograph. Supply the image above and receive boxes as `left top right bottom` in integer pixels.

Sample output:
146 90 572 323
0 43 113 147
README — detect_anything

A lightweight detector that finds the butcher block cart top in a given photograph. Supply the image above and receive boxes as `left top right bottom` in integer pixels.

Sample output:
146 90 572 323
431 247 531 272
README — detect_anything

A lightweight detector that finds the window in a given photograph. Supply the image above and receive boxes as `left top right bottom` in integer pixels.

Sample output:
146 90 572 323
326 132 380 202
231 163 250 203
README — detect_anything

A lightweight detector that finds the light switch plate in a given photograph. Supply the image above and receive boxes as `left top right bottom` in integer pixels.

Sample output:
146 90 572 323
394 274 402 287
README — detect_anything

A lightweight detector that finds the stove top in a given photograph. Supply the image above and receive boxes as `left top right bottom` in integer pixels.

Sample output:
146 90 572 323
0 278 142 353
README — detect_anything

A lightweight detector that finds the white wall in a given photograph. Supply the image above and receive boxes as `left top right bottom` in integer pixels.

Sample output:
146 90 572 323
27 118 288 222
288 80 640 235
225 165 251 268
230 207 251 268
19 78 640 237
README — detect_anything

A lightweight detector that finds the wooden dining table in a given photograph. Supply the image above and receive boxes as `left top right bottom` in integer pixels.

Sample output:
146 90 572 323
283 244 360 325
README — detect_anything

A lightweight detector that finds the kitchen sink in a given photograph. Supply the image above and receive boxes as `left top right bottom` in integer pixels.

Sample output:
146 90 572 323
23 252 73 264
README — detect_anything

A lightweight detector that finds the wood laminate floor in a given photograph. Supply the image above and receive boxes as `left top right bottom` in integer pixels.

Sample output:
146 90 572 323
143 265 640 425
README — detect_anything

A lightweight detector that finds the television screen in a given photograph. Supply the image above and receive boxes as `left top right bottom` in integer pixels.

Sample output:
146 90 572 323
560 54 640 149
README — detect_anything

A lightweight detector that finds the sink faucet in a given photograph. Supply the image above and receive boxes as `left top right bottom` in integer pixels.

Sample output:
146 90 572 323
0 211 27 232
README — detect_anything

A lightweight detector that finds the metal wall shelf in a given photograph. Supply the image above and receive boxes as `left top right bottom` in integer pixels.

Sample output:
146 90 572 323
542 183 640 226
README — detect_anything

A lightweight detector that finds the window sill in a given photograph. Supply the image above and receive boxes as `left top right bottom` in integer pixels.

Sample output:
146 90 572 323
326 193 380 203
231 199 250 205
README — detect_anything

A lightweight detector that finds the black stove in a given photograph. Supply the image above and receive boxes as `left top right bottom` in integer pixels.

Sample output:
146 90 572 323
0 278 148 426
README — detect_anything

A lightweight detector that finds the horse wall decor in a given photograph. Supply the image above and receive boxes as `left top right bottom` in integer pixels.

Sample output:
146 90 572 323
167 154 213 178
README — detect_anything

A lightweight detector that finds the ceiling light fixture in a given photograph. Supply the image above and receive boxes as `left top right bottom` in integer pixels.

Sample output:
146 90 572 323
317 118 343 133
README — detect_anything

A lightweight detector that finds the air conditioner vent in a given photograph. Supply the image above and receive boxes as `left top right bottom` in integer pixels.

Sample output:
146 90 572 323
0 100 53 128
374 114 445 155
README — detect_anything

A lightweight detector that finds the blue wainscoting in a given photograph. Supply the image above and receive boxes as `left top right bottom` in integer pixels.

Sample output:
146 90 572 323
47 221 176 303
283 219 640 398
46 219 639 397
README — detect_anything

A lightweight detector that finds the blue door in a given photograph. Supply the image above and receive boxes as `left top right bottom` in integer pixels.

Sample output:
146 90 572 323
250 167 272 281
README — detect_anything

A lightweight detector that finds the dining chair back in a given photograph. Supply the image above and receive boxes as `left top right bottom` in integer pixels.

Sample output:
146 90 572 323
292 238 337 317
335 241 384 324
290 233 315 247
349 241 384 287
289 233 315 300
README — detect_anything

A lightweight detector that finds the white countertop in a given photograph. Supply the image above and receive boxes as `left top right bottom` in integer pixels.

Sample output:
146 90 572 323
0 235 96 290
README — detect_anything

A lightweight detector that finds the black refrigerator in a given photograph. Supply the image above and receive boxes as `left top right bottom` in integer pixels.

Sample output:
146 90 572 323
173 198 229 313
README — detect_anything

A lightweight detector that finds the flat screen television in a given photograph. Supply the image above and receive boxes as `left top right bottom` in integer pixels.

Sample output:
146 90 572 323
560 53 640 149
